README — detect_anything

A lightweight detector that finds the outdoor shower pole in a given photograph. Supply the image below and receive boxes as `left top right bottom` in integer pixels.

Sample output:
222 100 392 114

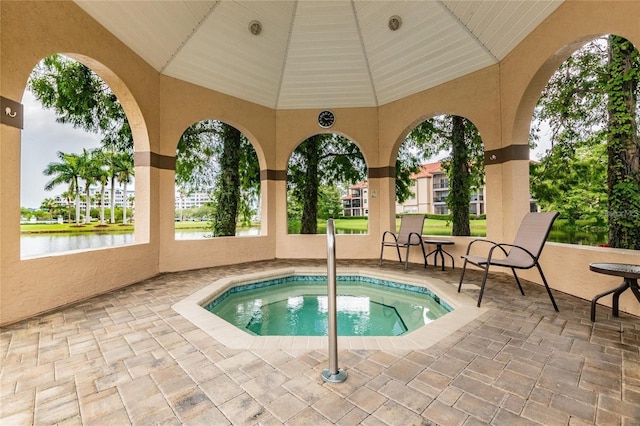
322 218 347 383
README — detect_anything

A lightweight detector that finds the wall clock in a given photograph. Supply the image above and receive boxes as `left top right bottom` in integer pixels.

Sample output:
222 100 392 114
318 110 335 128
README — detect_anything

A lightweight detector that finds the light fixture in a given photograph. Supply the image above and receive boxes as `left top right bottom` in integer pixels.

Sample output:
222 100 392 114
248 20 262 36
388 15 402 31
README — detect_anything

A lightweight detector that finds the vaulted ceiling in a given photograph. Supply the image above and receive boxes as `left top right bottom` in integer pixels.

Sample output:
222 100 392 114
75 0 563 110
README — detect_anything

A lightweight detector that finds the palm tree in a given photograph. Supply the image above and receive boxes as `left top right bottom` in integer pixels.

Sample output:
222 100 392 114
43 151 82 225
78 148 99 224
104 148 119 224
114 152 134 225
61 190 75 223
39 198 58 219
89 149 110 225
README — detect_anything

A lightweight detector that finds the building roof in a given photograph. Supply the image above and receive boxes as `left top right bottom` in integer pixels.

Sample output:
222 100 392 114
411 162 443 179
74 0 563 110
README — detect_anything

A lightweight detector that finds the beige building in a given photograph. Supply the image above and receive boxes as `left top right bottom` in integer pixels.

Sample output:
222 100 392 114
341 182 369 217
343 162 486 217
2 1 640 327
395 162 486 216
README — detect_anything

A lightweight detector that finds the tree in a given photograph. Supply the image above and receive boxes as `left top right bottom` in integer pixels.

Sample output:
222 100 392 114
77 148 99 224
530 142 608 225
90 149 110 225
29 54 132 151
60 190 75 223
211 124 241 236
317 185 344 220
28 54 137 224
531 35 639 249
606 36 640 249
406 115 484 236
176 120 260 236
114 152 134 225
43 151 83 225
287 134 366 234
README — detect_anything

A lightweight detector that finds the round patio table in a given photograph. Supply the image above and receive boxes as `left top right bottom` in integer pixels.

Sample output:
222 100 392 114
422 239 455 271
589 263 640 321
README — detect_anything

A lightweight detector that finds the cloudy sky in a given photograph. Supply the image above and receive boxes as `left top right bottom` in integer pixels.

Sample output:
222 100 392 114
21 89 102 208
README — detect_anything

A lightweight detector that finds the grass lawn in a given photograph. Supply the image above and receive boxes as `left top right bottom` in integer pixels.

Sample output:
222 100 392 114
20 222 135 234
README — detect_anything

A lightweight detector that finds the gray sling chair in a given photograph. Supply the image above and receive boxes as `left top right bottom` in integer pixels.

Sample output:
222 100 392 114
379 214 426 270
457 212 559 311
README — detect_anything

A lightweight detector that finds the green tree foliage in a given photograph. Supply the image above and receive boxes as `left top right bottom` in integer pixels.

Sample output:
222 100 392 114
113 151 135 225
394 143 422 204
406 115 484 236
211 125 241 237
29 54 136 225
176 120 260 236
43 151 83 225
317 185 344 220
287 134 366 234
606 36 640 249
29 54 132 151
531 36 639 249
530 143 608 226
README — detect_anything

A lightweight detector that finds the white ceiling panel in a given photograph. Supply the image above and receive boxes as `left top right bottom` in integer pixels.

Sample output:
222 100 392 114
277 1 375 109
443 1 564 60
73 0 565 109
76 1 216 71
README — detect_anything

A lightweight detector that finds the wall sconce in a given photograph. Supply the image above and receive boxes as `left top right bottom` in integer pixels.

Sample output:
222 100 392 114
5 107 17 118
489 154 497 161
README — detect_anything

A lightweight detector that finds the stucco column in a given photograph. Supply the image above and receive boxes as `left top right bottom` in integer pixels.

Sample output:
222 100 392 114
485 157 531 243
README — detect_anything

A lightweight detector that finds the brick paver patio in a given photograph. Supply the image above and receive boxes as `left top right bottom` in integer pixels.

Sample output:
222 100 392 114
1 259 639 425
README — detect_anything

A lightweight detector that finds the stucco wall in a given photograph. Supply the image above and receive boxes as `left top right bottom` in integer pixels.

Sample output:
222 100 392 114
2 0 639 325
1 1 162 325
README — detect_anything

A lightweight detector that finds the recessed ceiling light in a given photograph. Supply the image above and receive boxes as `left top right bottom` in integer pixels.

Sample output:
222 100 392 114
388 15 402 31
249 20 262 36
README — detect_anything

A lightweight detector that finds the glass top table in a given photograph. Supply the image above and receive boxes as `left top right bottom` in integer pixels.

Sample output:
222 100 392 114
589 263 640 321
422 239 455 271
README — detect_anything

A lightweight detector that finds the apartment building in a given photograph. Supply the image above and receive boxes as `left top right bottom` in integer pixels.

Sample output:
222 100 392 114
175 190 212 210
341 182 369 217
396 162 486 215
54 185 135 210
341 162 486 217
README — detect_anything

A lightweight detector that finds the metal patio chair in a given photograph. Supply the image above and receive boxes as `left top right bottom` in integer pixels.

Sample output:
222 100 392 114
379 214 426 270
457 212 559 310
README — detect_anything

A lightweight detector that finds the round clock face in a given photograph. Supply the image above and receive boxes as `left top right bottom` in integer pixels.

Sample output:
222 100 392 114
318 110 335 128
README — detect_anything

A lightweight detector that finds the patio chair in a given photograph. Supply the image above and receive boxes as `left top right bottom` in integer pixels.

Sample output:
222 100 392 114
457 212 559 311
379 214 426 270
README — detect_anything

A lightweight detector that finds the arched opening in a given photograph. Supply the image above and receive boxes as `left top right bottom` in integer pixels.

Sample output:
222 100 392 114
20 54 146 258
528 34 639 249
174 119 261 239
286 133 367 235
394 114 486 237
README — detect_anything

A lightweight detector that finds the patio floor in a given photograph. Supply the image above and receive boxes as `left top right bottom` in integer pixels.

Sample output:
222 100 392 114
1 259 639 425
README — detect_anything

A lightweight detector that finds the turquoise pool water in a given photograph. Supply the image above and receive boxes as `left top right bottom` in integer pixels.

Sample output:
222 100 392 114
205 276 451 337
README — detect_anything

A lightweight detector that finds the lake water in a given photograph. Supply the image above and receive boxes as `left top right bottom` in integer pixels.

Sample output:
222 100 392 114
21 233 136 258
20 229 261 258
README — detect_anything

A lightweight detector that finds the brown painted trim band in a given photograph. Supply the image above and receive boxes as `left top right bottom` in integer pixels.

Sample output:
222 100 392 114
260 167 397 180
134 152 176 170
261 170 287 181
485 145 530 165
368 166 395 178
1 96 23 129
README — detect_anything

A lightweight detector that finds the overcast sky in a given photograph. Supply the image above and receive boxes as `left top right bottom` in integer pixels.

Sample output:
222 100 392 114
20 88 550 209
21 89 102 208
